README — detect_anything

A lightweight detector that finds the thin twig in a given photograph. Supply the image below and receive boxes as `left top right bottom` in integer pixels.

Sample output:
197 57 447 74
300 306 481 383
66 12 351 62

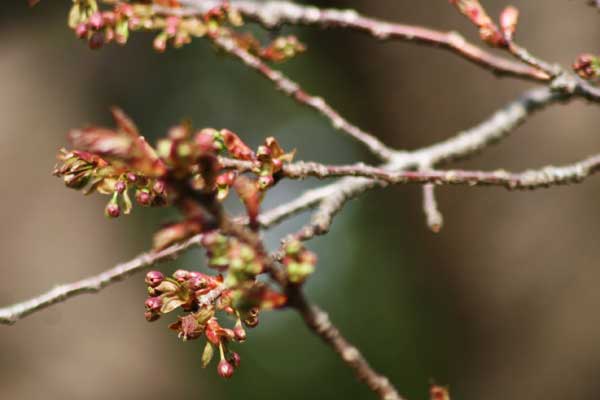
212 33 395 161
423 184 443 233
286 286 405 400
0 235 203 325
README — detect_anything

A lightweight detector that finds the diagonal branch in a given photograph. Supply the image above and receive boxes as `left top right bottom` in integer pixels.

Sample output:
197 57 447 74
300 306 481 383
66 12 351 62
212 33 396 160
0 235 204 325
175 0 548 82
286 286 405 400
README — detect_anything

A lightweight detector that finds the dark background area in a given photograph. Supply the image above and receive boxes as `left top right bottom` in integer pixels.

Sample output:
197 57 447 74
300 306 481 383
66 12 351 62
1 1 600 399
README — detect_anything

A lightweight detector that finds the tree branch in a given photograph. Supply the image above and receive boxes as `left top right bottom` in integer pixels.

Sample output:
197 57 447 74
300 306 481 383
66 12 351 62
212 33 396 161
287 286 405 400
0 234 204 325
0 87 566 326
175 0 549 82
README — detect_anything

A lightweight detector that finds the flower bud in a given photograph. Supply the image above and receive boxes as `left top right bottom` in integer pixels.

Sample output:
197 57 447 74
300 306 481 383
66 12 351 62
217 359 235 379
104 202 120 218
115 181 127 193
233 322 246 341
88 12 104 30
145 296 163 312
75 23 89 39
135 189 152 206
153 180 166 195
88 31 105 50
173 269 190 282
228 352 241 369
145 271 165 288
573 53 600 79
144 310 160 322
500 6 519 41
153 33 168 52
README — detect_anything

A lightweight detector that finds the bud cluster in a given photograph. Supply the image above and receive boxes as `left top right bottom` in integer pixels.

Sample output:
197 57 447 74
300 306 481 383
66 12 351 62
143 262 286 378
449 1 519 47
573 53 600 79
282 240 317 284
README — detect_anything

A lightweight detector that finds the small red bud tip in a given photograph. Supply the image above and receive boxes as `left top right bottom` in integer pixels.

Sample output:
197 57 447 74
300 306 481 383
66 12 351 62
217 360 235 379
145 296 163 312
228 352 241 369
145 271 165 288
75 23 89 39
105 203 120 218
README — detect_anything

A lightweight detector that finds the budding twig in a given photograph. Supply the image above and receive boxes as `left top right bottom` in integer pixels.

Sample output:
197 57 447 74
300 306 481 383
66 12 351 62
0 84 564 326
175 0 549 82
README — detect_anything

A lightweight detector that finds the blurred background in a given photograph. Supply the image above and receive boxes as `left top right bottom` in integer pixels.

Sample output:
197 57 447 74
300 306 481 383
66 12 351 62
1 1 600 399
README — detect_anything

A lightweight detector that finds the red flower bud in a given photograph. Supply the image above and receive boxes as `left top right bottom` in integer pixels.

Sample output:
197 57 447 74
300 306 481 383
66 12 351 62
105 202 120 218
233 323 246 341
217 359 235 379
88 12 104 30
115 181 127 193
88 31 105 49
135 189 152 206
145 296 163 312
145 271 165 288
144 310 160 322
228 352 241 369
75 23 88 39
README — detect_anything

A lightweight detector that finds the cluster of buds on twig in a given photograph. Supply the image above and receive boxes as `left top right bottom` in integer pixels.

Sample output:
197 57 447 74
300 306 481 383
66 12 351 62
143 262 286 378
282 240 317 284
54 108 169 218
54 108 295 249
449 0 519 47
573 53 600 79
231 32 306 63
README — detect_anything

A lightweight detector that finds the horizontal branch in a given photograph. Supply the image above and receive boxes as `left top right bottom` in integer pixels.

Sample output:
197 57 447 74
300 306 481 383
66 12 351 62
276 155 600 189
212 33 396 161
177 0 548 82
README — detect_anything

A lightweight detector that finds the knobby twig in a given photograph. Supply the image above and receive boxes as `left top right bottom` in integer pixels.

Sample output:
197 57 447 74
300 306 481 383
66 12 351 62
286 286 405 400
